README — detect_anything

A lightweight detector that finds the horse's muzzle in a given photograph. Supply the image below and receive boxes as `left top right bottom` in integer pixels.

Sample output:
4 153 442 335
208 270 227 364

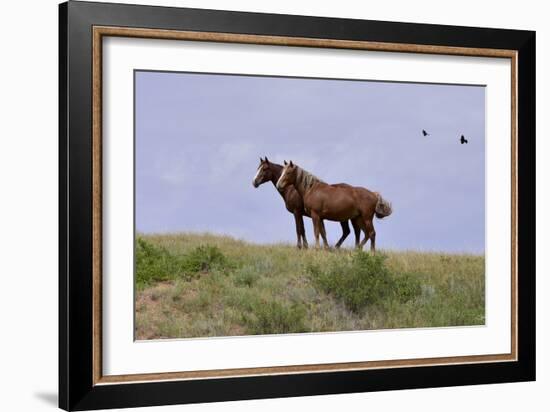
252 180 259 188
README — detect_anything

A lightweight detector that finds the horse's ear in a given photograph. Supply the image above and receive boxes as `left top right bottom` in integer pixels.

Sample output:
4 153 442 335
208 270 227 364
289 160 294 167
284 160 288 166
264 156 269 163
260 157 264 163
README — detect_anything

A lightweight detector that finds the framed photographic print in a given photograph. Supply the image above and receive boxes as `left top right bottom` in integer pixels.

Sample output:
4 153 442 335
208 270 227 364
59 1 535 410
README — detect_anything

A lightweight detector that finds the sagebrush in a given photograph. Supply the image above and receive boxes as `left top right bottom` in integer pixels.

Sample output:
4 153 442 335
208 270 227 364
136 238 230 288
308 252 421 313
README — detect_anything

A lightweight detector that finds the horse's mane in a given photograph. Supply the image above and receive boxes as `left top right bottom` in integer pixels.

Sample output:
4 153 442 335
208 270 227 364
295 166 325 192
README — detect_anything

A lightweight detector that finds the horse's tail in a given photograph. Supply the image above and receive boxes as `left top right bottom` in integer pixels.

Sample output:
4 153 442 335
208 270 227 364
374 193 393 219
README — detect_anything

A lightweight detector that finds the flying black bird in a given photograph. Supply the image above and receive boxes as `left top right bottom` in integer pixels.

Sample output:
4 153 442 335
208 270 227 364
460 135 468 144
422 129 430 136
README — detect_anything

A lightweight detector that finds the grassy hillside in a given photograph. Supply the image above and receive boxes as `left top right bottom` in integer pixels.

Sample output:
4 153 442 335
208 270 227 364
135 233 485 340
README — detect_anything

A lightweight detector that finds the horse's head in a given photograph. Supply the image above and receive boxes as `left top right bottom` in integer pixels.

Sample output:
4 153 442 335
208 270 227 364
253 157 274 188
276 160 297 191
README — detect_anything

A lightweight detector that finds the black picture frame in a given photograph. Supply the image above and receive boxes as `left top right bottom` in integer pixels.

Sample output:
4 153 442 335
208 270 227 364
59 1 536 410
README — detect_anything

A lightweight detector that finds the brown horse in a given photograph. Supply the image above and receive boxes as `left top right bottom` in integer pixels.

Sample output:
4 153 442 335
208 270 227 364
276 161 392 252
253 157 360 249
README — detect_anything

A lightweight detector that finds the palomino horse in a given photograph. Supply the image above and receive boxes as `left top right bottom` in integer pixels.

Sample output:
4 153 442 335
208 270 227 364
276 161 392 252
253 157 360 249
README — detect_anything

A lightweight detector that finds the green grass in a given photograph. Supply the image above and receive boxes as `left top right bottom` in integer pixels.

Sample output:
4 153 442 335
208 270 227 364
135 233 485 339
136 238 229 288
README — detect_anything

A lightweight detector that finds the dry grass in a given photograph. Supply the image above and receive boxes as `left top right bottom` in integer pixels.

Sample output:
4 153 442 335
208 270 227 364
135 233 485 340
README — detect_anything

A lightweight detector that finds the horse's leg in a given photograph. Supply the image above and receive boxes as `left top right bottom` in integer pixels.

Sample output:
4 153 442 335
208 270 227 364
293 213 303 249
319 219 329 249
299 213 308 249
335 221 350 249
351 219 361 247
311 212 321 248
359 218 376 253
367 220 376 253
353 217 367 250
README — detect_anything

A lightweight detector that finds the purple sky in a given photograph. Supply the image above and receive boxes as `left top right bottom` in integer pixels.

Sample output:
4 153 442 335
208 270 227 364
135 71 485 253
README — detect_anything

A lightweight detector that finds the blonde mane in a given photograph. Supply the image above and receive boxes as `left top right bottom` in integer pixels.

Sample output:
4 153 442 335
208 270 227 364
295 166 325 192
